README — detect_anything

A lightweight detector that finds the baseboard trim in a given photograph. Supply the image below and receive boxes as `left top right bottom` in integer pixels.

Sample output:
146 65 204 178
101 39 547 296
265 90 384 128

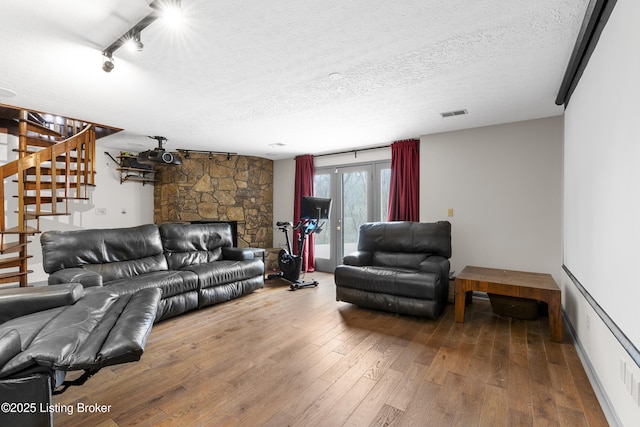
563 307 621 427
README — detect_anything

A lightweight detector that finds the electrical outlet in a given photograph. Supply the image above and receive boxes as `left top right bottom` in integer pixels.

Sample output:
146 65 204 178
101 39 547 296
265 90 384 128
95 208 106 215
447 208 454 217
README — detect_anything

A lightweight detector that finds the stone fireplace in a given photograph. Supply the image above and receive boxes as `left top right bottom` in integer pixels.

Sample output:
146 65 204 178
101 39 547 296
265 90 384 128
153 153 273 249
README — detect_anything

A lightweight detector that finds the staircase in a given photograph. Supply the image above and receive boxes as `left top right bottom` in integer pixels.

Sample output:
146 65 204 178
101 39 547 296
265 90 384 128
0 110 96 287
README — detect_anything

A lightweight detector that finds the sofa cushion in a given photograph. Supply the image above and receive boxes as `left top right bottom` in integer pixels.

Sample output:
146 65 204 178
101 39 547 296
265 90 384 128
372 251 428 270
335 265 440 300
97 270 199 299
357 221 451 258
160 223 234 270
183 259 264 289
41 224 168 281
198 276 264 308
83 253 168 283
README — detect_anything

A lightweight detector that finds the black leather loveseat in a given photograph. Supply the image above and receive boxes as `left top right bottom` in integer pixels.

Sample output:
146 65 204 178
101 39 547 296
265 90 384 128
335 221 452 319
40 222 264 322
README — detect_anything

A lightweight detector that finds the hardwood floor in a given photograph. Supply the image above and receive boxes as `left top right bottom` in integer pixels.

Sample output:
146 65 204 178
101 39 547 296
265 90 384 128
53 273 608 426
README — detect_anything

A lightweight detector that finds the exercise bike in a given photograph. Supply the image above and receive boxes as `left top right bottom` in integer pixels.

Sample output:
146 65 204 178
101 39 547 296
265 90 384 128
268 196 331 290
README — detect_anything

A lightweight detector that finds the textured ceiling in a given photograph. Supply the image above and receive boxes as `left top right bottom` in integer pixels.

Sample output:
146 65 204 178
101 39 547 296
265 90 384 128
0 0 588 159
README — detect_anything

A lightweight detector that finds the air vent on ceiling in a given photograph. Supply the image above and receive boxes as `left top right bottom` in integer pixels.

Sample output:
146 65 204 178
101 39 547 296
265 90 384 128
440 109 468 118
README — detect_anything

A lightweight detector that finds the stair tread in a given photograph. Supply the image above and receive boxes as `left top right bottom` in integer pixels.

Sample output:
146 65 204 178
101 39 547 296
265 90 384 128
25 168 90 175
15 180 94 188
19 119 63 137
0 270 33 282
0 241 31 254
23 211 69 217
0 255 33 268
16 135 61 147
16 196 89 202
1 226 38 235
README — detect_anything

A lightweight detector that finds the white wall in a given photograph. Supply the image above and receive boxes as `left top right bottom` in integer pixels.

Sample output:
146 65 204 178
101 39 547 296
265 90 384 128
562 0 640 424
420 117 563 281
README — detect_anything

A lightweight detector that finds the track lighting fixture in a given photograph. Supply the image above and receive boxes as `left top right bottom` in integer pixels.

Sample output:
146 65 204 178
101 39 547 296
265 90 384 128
128 32 144 52
176 149 237 160
102 52 115 73
101 0 182 72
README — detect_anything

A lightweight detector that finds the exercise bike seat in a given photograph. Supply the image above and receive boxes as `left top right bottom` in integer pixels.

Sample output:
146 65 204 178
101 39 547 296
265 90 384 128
276 221 293 227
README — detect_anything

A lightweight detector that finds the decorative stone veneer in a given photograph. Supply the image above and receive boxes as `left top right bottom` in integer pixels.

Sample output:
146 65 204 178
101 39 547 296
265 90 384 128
153 153 273 249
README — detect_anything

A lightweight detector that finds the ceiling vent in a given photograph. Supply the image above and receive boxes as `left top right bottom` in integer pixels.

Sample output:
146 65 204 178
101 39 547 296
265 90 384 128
440 109 468 118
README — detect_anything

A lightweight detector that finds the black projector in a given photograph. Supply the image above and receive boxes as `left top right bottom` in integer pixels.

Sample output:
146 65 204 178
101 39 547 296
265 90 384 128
137 149 182 165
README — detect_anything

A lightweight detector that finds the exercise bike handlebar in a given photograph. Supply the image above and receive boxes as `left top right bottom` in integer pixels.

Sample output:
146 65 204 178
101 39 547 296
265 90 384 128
275 219 324 235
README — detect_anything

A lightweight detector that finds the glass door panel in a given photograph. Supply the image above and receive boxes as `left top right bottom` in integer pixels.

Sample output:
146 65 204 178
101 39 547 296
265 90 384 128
313 161 389 272
313 172 333 271
340 167 371 261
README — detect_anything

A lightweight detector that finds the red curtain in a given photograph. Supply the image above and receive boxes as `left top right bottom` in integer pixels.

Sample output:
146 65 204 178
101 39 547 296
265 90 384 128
388 139 419 221
293 154 315 272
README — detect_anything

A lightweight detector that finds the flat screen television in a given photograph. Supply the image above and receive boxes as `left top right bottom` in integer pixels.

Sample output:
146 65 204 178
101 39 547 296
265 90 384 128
300 196 332 220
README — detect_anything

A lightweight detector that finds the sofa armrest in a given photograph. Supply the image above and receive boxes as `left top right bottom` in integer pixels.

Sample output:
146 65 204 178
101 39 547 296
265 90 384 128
343 251 373 266
0 284 84 324
222 247 255 261
0 330 21 367
48 268 102 288
419 256 450 282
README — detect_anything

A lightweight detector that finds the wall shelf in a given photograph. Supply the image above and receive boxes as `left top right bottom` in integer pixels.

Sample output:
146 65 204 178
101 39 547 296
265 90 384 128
117 154 155 185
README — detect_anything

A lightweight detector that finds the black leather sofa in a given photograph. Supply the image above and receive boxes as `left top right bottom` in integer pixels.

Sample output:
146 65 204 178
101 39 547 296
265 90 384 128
0 283 160 427
40 222 264 322
334 221 452 319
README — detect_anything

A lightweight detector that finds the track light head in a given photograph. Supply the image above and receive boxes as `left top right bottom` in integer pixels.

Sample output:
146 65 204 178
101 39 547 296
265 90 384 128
102 52 114 72
127 32 144 52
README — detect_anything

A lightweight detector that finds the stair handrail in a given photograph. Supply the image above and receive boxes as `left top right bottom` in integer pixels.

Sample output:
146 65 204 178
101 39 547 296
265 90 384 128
0 124 95 232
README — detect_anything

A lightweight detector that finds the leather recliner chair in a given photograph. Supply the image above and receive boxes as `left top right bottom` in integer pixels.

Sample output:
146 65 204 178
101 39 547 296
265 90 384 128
0 284 159 427
334 221 452 319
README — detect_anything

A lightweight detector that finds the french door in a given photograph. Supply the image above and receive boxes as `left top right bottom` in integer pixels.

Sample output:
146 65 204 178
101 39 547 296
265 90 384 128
314 162 390 271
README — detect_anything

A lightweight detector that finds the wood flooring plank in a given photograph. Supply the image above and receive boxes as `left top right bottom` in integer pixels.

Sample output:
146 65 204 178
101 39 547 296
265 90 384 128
507 362 533 423
343 368 404 427
396 380 441 427
385 362 428 412
369 404 404 427
49 274 607 427
478 384 510 427
424 371 465 426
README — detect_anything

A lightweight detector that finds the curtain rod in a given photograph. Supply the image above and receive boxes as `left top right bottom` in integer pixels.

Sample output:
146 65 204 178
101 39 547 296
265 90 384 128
313 144 390 158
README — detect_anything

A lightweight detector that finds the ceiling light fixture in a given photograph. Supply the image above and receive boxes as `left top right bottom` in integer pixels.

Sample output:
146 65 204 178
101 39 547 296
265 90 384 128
101 0 182 72
0 87 17 98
